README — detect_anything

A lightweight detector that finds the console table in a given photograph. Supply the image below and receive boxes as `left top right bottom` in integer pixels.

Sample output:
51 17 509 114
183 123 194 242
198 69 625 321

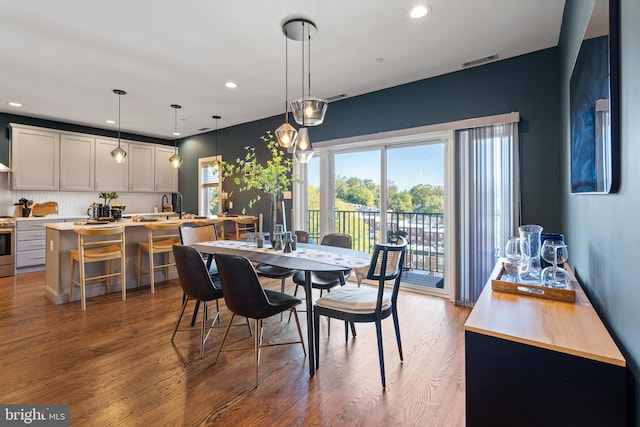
464 260 627 426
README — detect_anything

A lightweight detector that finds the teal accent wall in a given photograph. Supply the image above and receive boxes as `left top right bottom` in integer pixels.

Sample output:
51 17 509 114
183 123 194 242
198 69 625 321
560 0 639 423
179 48 561 232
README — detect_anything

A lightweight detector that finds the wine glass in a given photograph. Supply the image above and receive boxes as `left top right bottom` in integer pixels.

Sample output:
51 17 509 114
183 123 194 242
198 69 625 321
504 237 528 282
540 240 570 288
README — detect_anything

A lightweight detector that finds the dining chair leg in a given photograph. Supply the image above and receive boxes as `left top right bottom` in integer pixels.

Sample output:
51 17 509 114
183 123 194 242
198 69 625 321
290 308 306 356
214 312 236 364
375 319 386 389
191 300 201 326
137 246 142 288
200 301 208 359
254 318 261 388
171 296 189 342
392 307 403 361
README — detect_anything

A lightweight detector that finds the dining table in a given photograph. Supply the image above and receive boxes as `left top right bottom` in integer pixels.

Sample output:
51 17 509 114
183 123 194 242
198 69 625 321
191 239 371 377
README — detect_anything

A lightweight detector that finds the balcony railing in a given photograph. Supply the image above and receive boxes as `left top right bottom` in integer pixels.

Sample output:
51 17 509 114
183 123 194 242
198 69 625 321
306 209 445 277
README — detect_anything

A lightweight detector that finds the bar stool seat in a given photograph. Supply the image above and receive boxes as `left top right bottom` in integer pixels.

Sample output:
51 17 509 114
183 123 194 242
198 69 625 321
137 222 181 293
70 225 126 311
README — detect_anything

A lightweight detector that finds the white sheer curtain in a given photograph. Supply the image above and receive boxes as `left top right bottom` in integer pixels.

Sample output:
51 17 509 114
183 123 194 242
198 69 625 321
454 122 520 307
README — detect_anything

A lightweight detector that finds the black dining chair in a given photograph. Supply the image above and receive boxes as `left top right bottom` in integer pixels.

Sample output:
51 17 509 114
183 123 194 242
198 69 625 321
179 223 221 326
214 253 306 388
171 244 224 359
291 233 353 297
313 237 408 389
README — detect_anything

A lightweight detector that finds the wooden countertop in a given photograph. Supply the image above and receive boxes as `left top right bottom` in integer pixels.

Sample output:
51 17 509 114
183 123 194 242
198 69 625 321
44 218 198 231
464 260 626 367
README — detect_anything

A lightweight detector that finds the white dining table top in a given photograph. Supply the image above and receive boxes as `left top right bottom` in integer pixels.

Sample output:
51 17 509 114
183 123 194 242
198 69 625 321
192 240 371 272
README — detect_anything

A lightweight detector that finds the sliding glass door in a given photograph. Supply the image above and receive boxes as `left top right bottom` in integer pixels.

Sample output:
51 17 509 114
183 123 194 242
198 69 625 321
305 132 451 295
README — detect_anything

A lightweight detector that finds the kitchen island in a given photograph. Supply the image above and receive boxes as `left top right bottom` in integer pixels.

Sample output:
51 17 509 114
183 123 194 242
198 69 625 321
44 218 208 305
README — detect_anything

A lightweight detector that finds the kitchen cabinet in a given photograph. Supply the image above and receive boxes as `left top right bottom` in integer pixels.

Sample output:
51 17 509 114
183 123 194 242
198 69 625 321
154 146 179 192
95 138 129 192
10 124 60 190
9 123 177 193
15 219 49 274
129 143 155 192
60 133 94 191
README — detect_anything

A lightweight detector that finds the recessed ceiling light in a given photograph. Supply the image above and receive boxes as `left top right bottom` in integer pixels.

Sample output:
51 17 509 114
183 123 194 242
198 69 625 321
410 4 431 19
173 132 181 136
106 119 116 124
225 81 238 89
8 102 22 107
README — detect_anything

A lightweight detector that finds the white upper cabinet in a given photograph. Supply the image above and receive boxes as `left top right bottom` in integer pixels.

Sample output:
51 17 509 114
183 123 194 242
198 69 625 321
9 124 177 193
154 146 179 192
128 143 155 192
10 125 60 190
94 138 129 192
60 133 94 191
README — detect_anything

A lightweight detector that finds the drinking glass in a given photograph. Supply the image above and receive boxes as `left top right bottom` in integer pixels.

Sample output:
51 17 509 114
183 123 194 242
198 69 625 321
504 237 528 282
540 240 570 288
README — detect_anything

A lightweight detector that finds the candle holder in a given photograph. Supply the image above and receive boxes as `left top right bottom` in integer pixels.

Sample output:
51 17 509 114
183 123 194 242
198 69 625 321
257 237 264 248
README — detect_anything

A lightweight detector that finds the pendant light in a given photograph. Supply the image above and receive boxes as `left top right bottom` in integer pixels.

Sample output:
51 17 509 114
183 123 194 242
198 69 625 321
169 104 183 168
275 30 298 149
284 19 316 163
110 89 127 163
211 115 222 170
285 18 327 127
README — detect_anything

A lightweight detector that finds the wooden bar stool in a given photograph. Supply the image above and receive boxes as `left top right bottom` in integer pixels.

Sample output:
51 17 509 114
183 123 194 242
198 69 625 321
69 225 126 311
232 216 258 240
137 222 181 293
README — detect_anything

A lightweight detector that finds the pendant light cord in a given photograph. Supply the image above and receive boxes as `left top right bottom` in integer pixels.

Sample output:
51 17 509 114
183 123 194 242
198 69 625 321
173 107 178 154
301 21 306 127
284 34 289 122
117 93 122 148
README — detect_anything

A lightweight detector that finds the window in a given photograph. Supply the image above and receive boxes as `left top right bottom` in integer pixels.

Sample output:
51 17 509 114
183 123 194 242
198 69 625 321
198 156 222 218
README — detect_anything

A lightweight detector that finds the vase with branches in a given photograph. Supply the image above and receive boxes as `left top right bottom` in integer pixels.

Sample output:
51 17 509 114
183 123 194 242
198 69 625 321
224 131 297 241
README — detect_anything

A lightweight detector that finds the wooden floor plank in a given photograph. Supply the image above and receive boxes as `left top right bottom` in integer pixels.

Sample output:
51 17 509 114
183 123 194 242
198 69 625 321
0 272 469 426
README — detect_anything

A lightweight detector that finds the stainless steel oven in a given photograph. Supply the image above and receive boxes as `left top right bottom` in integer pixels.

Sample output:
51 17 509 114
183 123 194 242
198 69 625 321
0 217 15 277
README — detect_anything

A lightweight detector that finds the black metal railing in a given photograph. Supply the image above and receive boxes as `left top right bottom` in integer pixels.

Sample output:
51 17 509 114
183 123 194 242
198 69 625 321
306 209 445 275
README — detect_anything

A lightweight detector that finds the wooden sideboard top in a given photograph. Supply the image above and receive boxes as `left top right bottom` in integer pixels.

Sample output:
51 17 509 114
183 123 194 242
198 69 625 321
465 260 626 367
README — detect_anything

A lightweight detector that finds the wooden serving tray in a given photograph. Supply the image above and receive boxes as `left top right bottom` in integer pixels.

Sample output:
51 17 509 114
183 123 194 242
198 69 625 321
491 264 576 303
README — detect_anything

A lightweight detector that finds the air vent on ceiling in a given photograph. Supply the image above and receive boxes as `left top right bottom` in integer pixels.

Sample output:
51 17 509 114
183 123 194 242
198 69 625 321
197 127 210 132
326 93 348 102
462 54 499 68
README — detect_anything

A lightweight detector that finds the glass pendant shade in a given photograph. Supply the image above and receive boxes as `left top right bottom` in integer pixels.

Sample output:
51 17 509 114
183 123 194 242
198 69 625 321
169 153 182 168
290 96 328 126
110 146 127 163
294 128 314 163
211 158 221 170
275 122 298 148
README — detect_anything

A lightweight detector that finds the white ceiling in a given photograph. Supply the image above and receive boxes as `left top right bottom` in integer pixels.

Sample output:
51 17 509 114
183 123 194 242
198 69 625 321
1 0 566 139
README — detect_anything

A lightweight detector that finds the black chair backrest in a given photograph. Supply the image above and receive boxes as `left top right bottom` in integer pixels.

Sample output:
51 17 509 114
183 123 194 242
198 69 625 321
366 237 408 307
320 233 352 249
215 253 275 319
173 244 220 300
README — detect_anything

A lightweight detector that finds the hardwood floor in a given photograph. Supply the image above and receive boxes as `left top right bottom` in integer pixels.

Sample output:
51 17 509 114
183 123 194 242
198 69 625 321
0 271 470 426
